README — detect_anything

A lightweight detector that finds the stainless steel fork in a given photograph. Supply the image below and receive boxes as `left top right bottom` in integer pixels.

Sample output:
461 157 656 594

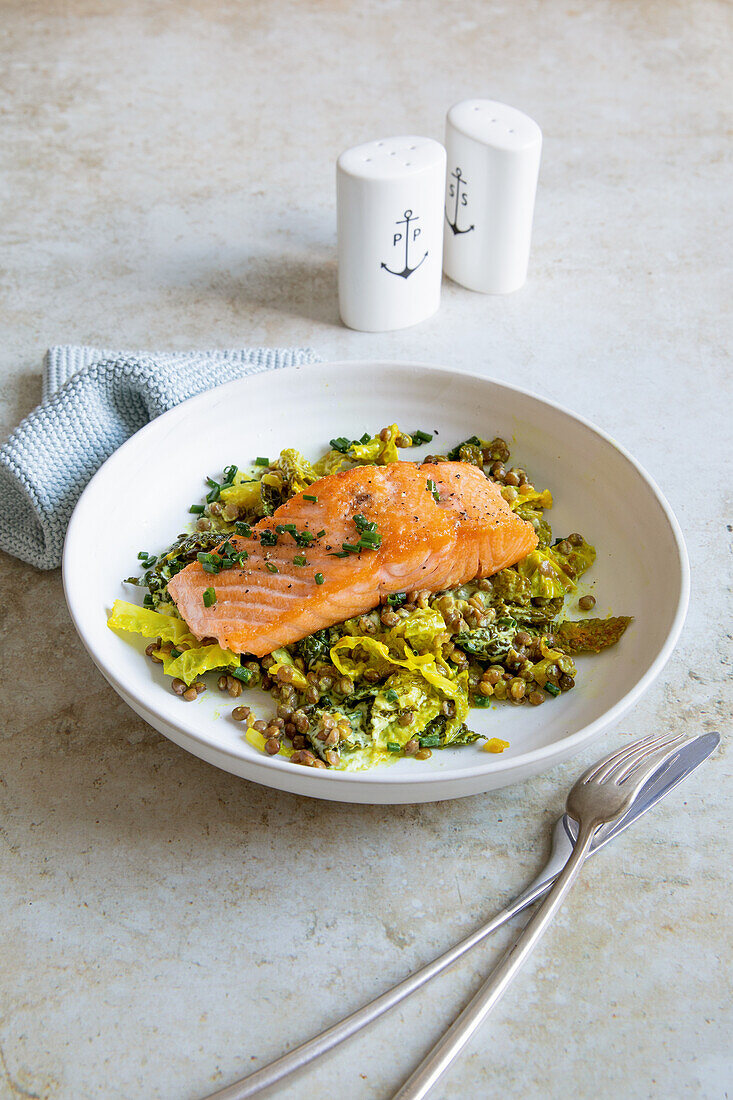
392 732 691 1099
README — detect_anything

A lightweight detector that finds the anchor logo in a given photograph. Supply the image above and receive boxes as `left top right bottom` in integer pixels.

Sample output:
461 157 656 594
445 167 474 235
381 210 428 278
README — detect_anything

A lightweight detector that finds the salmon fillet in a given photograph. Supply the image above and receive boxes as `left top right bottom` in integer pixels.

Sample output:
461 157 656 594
166 461 538 656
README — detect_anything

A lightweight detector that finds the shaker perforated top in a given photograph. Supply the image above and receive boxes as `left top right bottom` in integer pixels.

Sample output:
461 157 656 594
447 100 541 153
338 136 446 181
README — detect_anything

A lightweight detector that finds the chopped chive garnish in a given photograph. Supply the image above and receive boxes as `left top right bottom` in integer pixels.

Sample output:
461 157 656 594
255 456 269 466
330 550 350 558
426 478 440 503
170 647 182 659
219 540 234 557
259 530 278 547
197 551 222 574
295 531 314 547
472 695 492 708
412 429 433 444
545 682 561 697
293 555 307 566
386 592 406 608
232 667 254 683
385 689 399 703
275 523 297 535
359 432 371 444
222 464 238 485
143 594 154 608
235 521 252 537
189 504 205 514
203 587 217 607
341 541 360 553
419 733 441 748
265 562 279 573
316 529 326 538
138 551 149 560
206 484 221 503
303 494 318 502
315 572 324 585
386 742 402 753
329 436 351 454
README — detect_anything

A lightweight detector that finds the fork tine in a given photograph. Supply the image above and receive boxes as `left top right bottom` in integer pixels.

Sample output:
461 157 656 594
611 734 689 786
585 734 671 784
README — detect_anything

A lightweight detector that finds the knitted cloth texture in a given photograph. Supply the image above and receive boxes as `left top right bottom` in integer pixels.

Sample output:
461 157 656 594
0 346 318 570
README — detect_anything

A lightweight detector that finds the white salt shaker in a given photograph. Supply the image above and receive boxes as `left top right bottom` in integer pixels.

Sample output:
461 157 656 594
337 136 446 331
443 99 542 294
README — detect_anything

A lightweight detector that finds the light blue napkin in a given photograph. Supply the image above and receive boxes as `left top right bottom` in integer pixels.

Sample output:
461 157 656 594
0 345 318 570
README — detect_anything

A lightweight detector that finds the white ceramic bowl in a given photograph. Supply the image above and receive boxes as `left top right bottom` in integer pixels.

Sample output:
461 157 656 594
63 361 689 804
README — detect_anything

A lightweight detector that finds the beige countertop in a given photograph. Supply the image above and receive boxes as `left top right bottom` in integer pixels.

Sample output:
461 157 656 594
1 2 731 1098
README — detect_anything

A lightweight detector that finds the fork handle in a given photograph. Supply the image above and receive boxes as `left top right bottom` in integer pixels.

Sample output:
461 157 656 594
392 822 597 1100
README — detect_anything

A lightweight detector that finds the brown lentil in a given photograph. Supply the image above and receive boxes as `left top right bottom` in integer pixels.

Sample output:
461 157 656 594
171 678 186 695
509 678 526 702
182 687 198 702
253 719 268 733
291 749 316 766
404 739 419 755
194 681 206 695
579 594 596 611
415 748 432 760
304 685 319 704
232 706 251 722
265 738 280 755
325 750 341 767
293 710 310 733
291 734 307 749
559 674 576 692
568 532 584 546
528 690 545 706
478 680 493 697
380 607 399 627
226 676 242 698
504 470 520 487
398 712 414 727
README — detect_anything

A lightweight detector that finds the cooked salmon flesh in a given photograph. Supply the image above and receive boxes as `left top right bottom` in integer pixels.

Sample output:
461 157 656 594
166 461 538 656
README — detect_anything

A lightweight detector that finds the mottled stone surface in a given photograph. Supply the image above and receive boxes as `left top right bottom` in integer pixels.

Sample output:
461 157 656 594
1 2 731 1098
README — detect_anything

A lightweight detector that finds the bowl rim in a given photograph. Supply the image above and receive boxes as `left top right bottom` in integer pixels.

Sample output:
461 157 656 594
63 359 690 788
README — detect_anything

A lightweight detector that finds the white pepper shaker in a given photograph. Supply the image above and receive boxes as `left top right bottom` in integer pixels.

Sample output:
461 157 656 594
337 136 446 331
443 99 542 294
